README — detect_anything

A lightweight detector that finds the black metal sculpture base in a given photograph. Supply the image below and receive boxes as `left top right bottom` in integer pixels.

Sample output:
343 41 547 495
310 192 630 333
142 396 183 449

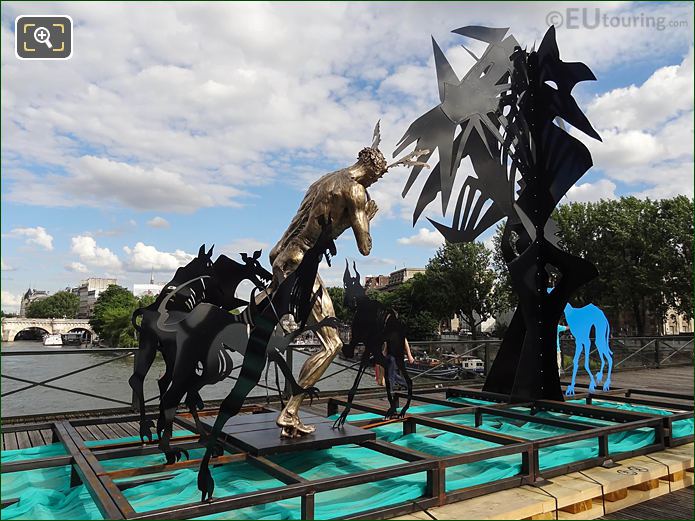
200 412 375 456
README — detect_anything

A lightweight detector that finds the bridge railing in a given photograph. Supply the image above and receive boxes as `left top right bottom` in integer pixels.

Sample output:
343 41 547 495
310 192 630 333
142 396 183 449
1 335 692 419
409 335 693 374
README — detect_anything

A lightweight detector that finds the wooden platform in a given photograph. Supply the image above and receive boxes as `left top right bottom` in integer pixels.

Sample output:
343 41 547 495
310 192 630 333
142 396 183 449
599 485 693 519
573 365 693 395
199 412 375 456
394 443 694 520
0 418 188 451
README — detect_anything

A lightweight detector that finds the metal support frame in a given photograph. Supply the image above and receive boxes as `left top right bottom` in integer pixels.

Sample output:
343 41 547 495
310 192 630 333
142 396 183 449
2 382 692 521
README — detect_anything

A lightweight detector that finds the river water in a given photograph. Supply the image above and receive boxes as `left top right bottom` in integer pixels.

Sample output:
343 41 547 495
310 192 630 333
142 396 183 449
1 340 386 417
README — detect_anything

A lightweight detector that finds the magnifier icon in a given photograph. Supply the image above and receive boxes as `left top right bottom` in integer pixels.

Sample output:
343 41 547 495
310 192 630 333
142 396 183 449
33 26 53 49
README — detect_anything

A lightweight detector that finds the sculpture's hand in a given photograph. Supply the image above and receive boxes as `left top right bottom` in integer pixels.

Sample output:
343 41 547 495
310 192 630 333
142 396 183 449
164 447 189 465
366 200 378 220
357 234 372 256
332 410 349 429
302 386 320 403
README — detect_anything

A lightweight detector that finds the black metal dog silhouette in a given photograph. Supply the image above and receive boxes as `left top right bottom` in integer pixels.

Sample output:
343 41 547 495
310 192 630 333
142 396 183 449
128 245 272 443
152 298 334 463
196 217 338 501
333 261 413 429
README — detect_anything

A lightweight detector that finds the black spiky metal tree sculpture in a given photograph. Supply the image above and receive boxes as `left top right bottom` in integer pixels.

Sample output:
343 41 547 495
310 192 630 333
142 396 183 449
396 25 601 402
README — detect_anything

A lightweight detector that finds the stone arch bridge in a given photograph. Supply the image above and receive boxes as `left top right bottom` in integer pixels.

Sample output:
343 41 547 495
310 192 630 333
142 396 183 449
1 318 94 342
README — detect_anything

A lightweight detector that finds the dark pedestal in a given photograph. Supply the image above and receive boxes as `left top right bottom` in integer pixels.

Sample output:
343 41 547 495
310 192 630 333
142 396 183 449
200 412 375 456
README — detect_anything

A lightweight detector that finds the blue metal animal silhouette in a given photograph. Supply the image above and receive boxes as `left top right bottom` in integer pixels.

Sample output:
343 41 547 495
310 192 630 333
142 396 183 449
563 301 612 395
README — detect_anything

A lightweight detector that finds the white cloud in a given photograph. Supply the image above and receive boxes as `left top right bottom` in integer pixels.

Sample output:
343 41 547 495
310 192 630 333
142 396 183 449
147 216 170 229
577 48 694 198
587 48 693 132
1 2 691 217
6 157 245 213
65 261 89 273
398 228 444 247
71 235 122 270
7 226 54 250
566 179 617 203
123 242 194 272
1 290 22 312
1 258 14 271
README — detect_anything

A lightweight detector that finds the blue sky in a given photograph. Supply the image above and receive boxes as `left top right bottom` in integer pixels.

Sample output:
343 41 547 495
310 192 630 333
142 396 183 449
1 1 693 312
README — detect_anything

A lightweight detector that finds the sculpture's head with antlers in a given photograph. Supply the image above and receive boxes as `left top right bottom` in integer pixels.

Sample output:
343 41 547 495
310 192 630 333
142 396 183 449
353 121 430 188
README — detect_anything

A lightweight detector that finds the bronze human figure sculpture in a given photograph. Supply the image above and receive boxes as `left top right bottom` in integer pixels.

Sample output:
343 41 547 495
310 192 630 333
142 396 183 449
271 123 428 437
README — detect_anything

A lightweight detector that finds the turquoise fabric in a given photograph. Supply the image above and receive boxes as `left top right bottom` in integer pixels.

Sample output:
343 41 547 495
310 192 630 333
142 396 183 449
369 423 520 491
569 398 695 439
1 442 67 464
326 402 455 422
430 411 655 470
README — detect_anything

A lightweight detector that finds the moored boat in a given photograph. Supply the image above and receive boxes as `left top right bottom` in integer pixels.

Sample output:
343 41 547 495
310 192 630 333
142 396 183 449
405 356 462 380
42 333 63 347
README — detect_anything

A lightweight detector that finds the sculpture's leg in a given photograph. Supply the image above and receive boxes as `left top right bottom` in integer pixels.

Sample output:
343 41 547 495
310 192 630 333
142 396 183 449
128 330 157 442
157 383 190 464
595 349 605 385
198 346 267 501
603 352 613 391
583 342 596 392
566 340 582 396
372 347 395 418
394 351 413 418
185 389 206 439
268 349 319 401
157 347 175 397
277 274 342 435
332 353 370 429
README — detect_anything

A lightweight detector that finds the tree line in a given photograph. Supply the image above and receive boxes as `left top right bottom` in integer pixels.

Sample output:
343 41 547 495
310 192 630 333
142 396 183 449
55 195 690 346
330 196 693 340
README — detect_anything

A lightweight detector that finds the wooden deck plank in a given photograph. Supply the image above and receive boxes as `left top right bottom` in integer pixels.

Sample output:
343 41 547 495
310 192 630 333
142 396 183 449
573 366 693 395
85 425 107 440
76 425 97 441
4 432 19 450
27 430 44 447
108 423 131 439
120 422 139 436
39 429 54 445
15 430 31 449
95 423 119 440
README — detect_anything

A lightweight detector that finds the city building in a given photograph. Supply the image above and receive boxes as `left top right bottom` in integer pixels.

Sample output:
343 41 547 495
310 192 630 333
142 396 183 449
388 268 425 286
365 267 426 292
133 283 164 298
19 289 50 317
662 308 693 336
77 278 117 318
133 273 164 298
364 275 389 290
